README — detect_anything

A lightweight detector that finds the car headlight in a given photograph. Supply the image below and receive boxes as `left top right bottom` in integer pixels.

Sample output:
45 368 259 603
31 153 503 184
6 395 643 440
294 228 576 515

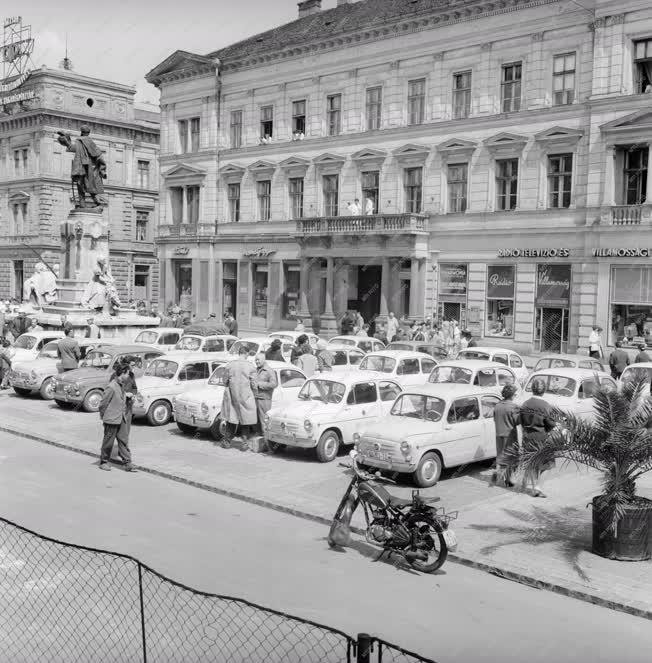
353 432 361 444
201 402 209 414
400 440 411 455
304 419 313 432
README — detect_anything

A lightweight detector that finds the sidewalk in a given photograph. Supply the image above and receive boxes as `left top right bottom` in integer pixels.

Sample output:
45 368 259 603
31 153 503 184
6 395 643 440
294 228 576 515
0 394 650 620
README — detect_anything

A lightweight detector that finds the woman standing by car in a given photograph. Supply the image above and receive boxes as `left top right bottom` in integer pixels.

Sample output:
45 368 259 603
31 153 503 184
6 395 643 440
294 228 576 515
588 326 604 359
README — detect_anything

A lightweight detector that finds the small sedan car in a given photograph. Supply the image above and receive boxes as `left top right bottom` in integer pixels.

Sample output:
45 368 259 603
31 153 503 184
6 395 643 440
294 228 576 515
134 327 184 352
357 351 437 387
428 360 519 391
517 368 616 420
174 333 238 354
11 331 65 363
268 331 320 349
326 336 385 354
52 344 163 412
174 361 306 439
228 337 294 362
264 372 402 462
385 341 448 360
532 353 608 374
456 347 528 384
9 338 115 400
325 346 366 373
620 362 652 386
132 352 227 426
355 384 502 487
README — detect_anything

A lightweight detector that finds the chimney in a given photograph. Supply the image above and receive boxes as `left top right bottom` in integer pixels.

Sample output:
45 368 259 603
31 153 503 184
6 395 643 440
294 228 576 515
298 0 322 19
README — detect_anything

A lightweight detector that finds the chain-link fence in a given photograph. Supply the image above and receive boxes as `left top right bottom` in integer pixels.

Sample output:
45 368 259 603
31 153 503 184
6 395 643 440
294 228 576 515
0 516 436 663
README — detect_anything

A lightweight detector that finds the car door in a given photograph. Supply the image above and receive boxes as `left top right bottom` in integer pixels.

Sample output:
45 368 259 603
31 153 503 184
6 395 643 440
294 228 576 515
340 381 380 442
479 394 501 458
178 361 211 390
396 357 421 386
377 380 402 414
276 368 306 403
441 396 484 467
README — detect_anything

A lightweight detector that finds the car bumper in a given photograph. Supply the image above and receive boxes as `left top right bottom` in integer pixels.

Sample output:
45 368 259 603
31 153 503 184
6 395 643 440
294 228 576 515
265 430 315 448
175 411 214 428
9 375 39 390
355 452 415 473
52 388 83 404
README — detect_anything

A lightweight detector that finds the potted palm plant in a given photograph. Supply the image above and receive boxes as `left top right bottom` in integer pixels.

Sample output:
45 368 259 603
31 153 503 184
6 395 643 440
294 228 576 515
515 379 652 561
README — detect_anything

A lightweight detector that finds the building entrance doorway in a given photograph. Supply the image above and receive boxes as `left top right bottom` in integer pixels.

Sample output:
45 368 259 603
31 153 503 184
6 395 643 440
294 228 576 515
357 265 381 326
535 307 569 353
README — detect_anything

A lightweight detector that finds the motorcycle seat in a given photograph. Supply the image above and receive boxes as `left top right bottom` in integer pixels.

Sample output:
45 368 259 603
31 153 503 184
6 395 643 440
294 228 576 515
388 495 414 508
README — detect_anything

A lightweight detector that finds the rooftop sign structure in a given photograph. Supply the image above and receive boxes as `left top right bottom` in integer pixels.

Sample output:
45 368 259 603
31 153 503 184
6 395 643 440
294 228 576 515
1 16 35 104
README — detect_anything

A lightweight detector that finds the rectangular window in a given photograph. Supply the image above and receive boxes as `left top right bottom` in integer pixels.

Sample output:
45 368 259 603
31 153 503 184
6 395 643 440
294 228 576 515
257 180 271 221
553 53 576 105
252 264 268 318
190 118 200 152
186 185 200 224
407 78 425 125
230 110 243 148
496 158 519 210
326 94 341 136
610 266 652 346
447 164 468 213
133 265 150 301
365 86 382 131
548 154 573 208
260 105 274 138
452 71 472 119
361 171 379 214
501 62 522 112
227 183 240 223
135 210 149 241
323 174 339 216
486 265 515 338
634 38 652 94
624 148 648 205
283 263 300 319
404 167 423 214
11 203 26 234
13 149 27 177
289 177 304 220
292 100 306 135
13 260 24 301
178 119 188 153
171 187 183 224
137 160 150 189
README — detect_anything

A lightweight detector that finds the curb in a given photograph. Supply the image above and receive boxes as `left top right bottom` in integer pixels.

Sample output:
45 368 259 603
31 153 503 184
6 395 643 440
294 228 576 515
2 422 650 622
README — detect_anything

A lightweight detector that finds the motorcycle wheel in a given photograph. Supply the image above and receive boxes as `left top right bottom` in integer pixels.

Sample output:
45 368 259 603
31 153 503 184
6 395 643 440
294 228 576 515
406 518 448 573
328 499 354 548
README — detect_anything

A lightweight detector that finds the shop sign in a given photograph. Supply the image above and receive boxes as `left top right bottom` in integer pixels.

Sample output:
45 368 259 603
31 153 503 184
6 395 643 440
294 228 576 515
243 247 275 258
173 247 189 255
592 248 652 258
498 248 570 258
487 266 515 299
439 263 467 296
536 264 571 307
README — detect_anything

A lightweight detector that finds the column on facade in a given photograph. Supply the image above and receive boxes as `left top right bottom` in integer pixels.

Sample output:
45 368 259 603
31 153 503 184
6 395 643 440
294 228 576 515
334 259 347 318
379 257 390 316
214 258 223 317
298 258 310 316
647 144 652 202
409 258 419 318
324 257 334 315
207 245 216 314
603 145 616 208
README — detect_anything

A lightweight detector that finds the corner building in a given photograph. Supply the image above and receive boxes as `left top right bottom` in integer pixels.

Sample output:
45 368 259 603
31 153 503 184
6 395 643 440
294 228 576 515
0 67 160 304
148 0 652 355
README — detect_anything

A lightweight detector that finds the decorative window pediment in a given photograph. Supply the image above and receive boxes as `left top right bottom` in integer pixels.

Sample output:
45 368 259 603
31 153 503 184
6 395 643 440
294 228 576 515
312 152 346 168
8 190 30 204
248 160 277 179
163 163 207 186
279 156 310 170
600 110 652 143
218 163 246 183
534 126 583 150
351 148 388 169
437 138 477 162
484 132 528 155
392 143 430 164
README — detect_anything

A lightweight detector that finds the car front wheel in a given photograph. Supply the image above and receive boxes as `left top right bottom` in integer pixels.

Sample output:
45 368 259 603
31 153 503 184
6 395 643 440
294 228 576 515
39 377 55 400
413 452 443 488
82 389 103 413
316 430 341 463
147 400 172 426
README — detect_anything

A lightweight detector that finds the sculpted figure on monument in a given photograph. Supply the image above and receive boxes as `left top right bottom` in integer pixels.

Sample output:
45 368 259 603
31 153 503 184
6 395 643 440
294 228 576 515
57 126 107 209
23 263 58 309
82 257 122 315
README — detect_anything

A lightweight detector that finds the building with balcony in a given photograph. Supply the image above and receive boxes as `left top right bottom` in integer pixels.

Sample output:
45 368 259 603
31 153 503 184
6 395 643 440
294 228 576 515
0 66 160 305
147 0 652 353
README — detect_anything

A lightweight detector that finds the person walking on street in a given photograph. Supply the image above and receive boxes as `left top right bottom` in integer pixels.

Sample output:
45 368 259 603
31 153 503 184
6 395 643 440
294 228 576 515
57 328 81 372
254 352 278 435
0 338 14 389
297 346 318 377
386 312 399 342
609 340 630 379
60 313 74 335
85 317 101 339
492 384 520 487
520 378 556 497
221 345 258 444
634 343 651 364
355 311 364 333
315 339 334 372
98 363 135 472
588 326 604 359
265 339 285 362
224 311 238 337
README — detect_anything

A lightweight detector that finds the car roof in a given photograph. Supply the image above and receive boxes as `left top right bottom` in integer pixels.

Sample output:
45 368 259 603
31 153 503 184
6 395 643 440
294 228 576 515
458 347 518 355
535 353 605 363
401 383 499 399
181 333 237 339
236 336 274 343
152 351 229 362
622 362 652 369
269 331 317 338
528 367 610 379
91 344 162 355
388 341 444 347
435 359 514 370
268 360 304 372
326 344 364 352
306 370 397 385
139 327 182 334
363 350 433 360
20 330 64 337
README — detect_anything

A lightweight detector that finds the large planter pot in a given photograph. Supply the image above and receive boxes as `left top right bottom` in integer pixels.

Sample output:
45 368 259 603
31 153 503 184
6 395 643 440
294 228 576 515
592 496 652 561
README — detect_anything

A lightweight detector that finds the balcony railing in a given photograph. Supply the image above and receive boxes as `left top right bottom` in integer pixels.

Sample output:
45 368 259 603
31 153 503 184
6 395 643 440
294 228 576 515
296 213 427 236
157 223 218 238
611 205 642 225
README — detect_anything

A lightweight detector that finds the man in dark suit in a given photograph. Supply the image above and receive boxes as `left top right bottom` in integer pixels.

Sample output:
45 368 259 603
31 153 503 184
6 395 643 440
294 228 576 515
8 310 30 340
98 363 135 472
57 328 81 371
492 383 520 487
609 340 630 379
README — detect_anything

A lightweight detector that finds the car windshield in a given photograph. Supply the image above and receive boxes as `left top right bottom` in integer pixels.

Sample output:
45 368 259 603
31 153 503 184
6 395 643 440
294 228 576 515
14 335 37 350
81 351 112 369
458 351 491 361
175 336 202 351
390 394 446 422
428 366 473 384
328 338 355 347
360 356 396 373
38 342 59 359
270 334 293 343
208 366 228 386
525 374 577 396
135 331 158 344
298 379 346 403
548 358 575 369
622 366 652 384
387 343 411 352
144 359 178 379
229 340 259 356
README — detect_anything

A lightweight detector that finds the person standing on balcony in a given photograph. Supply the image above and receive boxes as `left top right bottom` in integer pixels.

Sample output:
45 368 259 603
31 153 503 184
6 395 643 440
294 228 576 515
365 198 374 215
351 199 362 215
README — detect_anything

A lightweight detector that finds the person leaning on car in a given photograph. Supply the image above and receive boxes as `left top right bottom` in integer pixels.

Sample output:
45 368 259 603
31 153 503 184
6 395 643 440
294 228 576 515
608 341 630 379
57 328 81 371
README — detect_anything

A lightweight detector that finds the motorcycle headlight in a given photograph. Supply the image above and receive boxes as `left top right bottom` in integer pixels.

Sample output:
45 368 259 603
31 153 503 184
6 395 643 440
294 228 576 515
304 419 313 432
201 402 209 414
400 440 411 455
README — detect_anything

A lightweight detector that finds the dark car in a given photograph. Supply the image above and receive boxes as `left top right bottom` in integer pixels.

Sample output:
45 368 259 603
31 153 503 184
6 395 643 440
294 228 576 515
52 344 163 412
386 341 448 360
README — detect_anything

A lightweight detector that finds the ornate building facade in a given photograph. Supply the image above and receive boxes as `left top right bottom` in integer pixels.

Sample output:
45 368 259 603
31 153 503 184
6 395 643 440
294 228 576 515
0 66 160 304
148 0 652 354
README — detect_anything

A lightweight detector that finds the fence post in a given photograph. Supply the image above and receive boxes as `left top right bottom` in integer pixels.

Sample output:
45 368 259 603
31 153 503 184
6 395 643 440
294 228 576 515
357 633 372 663
137 562 148 663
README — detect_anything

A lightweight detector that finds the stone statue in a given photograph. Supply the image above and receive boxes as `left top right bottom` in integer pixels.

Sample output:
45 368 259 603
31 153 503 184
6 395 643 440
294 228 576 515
81 256 122 315
23 263 58 309
57 126 107 209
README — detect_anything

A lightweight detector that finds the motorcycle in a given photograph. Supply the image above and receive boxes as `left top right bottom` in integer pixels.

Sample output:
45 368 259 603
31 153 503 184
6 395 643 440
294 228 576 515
328 451 457 573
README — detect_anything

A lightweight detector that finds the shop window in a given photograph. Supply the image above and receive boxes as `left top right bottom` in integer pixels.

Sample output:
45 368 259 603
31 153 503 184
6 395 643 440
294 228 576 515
137 160 150 189
452 71 471 119
292 100 306 135
634 39 652 94
260 105 274 139
252 264 268 318
447 164 468 212
365 86 382 131
326 94 342 136
133 265 150 301
228 183 240 223
135 210 149 241
289 178 304 219
407 78 425 125
486 265 515 338
624 148 648 205
230 110 243 148
283 264 300 319
361 171 379 214
174 261 192 306
610 266 652 347
501 62 522 113
496 159 518 211
553 53 576 105
222 262 237 317
257 180 271 221
404 167 422 213
323 174 339 216
548 154 573 208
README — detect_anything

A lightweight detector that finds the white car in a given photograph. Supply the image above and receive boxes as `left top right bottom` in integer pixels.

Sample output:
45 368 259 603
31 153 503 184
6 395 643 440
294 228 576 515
132 352 227 426
264 372 402 463
357 350 437 387
10 331 65 363
174 361 306 438
356 384 502 487
326 336 385 354
428 360 519 391
268 331 320 349
229 337 294 362
456 347 528 385
518 368 617 420
173 333 239 355
134 327 184 352
532 353 608 375
325 346 366 373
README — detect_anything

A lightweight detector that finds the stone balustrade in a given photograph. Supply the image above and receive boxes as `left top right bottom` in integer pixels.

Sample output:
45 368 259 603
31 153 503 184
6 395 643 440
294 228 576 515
296 213 427 235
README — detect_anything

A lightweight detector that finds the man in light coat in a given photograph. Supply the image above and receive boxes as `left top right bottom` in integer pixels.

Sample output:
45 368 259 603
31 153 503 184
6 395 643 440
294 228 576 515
386 312 399 343
254 353 278 435
85 317 101 339
221 345 258 442
98 363 135 472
